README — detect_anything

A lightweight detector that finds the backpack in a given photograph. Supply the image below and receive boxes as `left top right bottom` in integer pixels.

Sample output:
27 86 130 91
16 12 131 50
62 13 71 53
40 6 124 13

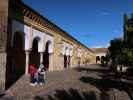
38 64 45 75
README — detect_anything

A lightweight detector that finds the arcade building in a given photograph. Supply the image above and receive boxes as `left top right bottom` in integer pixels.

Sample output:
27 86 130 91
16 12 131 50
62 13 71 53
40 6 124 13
0 0 95 90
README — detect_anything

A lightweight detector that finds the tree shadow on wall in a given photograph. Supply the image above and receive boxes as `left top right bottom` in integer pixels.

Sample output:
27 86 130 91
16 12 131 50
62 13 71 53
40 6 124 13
34 88 97 100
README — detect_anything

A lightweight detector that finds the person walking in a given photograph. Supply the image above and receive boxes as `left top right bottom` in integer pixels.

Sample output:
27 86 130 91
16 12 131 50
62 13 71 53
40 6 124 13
37 63 46 85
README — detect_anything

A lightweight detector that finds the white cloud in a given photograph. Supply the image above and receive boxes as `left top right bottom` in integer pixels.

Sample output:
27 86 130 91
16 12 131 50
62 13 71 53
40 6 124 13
91 45 104 48
105 43 110 48
100 12 110 16
91 43 110 48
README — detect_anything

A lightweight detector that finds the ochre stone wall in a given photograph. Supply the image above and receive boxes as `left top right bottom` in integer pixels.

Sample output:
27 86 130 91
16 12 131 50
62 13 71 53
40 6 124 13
0 0 9 90
0 0 8 52
52 33 63 70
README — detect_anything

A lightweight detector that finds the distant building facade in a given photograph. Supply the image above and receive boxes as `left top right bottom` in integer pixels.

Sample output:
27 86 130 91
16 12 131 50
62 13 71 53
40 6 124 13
91 48 107 64
0 0 95 90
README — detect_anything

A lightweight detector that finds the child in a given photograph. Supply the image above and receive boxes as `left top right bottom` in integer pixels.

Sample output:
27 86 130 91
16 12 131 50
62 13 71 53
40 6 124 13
37 63 46 85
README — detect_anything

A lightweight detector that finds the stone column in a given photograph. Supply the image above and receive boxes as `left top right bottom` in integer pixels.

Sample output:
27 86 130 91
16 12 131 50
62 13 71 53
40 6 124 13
49 53 53 71
29 26 33 49
70 56 72 67
25 51 30 75
40 52 44 64
67 56 69 68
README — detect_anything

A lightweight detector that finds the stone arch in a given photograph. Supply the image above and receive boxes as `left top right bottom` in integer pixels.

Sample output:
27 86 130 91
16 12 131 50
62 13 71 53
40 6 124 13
65 47 68 55
13 32 25 74
43 40 52 70
77 49 81 66
29 37 40 68
96 56 100 64
64 47 68 68
13 31 24 50
32 37 40 53
45 40 51 52
68 48 72 67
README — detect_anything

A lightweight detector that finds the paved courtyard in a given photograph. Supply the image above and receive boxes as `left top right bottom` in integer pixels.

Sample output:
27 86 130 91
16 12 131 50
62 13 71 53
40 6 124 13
0 64 133 100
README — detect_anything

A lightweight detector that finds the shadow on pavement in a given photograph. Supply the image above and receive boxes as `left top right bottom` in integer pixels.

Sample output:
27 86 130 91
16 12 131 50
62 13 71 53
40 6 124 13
80 76 123 91
34 88 98 100
75 64 109 73
34 96 44 100
80 73 133 100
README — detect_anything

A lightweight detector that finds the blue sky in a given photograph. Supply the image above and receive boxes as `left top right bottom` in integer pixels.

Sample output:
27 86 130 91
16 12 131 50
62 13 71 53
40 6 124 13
23 0 133 48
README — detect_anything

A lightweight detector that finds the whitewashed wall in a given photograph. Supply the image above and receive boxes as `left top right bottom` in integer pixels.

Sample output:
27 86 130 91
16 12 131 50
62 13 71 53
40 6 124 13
12 20 54 53
62 42 73 56
32 28 46 52
96 53 106 57
46 34 54 53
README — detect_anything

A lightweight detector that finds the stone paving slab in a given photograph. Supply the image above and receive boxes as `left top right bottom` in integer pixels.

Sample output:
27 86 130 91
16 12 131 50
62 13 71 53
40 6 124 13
0 64 131 100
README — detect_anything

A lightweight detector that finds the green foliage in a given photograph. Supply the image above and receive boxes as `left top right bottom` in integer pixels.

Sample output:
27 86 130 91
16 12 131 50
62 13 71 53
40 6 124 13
108 13 133 66
125 31 133 48
118 48 133 65
101 56 106 66
108 38 123 61
108 38 133 66
124 14 128 26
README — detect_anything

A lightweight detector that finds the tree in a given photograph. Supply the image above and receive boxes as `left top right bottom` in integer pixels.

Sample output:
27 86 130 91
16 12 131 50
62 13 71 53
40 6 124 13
108 38 123 63
124 13 133 48
108 38 133 66
108 13 133 66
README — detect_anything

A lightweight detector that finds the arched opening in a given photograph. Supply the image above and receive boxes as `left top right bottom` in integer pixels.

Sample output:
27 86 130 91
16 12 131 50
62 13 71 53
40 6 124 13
29 37 40 68
101 56 106 66
64 55 67 68
64 47 68 68
68 48 72 67
96 56 100 64
43 41 51 70
78 57 81 66
6 32 25 89
67 55 71 67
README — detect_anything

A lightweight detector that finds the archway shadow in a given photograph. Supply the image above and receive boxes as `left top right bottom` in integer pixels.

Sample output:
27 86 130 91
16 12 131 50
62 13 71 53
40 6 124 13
6 0 26 90
6 32 25 89
43 41 50 70
30 37 40 68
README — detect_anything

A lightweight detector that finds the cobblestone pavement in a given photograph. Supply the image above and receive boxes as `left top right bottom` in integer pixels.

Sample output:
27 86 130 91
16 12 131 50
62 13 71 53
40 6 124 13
0 64 132 100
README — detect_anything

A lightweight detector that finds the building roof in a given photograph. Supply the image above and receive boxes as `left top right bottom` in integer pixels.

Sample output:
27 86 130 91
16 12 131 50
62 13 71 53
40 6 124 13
91 48 108 53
